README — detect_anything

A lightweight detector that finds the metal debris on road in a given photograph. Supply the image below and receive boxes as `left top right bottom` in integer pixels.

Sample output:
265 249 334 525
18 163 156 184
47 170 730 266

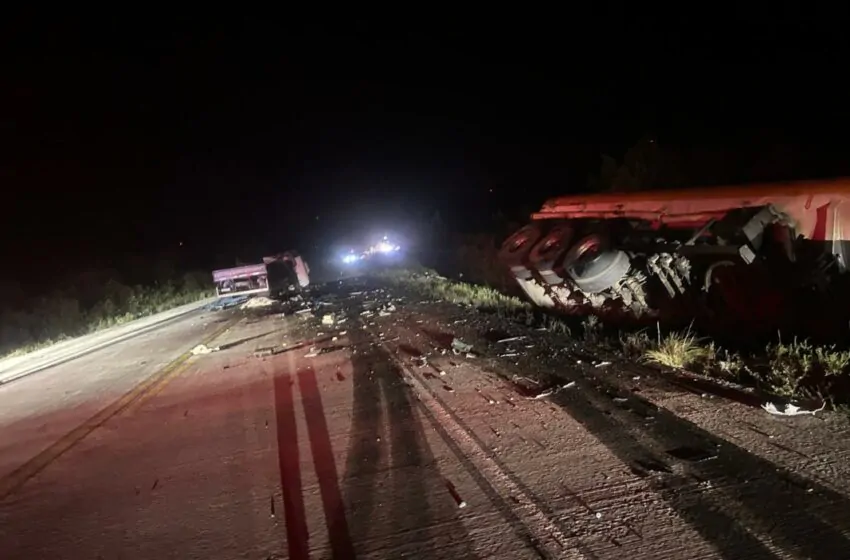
444 479 467 508
497 336 526 344
531 381 576 400
253 347 277 358
762 402 827 416
191 344 219 355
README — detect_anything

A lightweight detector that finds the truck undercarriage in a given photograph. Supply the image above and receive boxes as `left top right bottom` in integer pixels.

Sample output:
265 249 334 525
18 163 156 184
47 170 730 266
500 180 850 338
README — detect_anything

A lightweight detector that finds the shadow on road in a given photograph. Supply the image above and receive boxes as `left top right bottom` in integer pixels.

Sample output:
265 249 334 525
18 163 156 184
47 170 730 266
544 365 850 560
343 326 478 558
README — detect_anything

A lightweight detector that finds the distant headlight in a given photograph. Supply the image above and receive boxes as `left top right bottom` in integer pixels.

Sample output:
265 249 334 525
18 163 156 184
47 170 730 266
373 242 400 253
342 254 359 264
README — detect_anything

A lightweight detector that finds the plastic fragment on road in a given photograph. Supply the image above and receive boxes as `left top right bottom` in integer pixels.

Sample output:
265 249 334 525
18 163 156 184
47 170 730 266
762 402 827 416
191 344 219 355
451 338 473 354
322 314 335 325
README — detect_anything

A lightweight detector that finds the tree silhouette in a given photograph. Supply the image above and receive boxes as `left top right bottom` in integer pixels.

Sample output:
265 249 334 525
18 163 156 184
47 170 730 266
587 134 689 192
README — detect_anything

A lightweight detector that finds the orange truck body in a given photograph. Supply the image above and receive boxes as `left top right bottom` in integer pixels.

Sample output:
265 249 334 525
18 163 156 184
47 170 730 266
500 178 850 337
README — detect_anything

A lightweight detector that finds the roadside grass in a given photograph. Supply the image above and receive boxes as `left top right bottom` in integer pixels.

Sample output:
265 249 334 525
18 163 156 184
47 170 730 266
0 272 214 359
379 267 850 406
643 327 710 369
374 267 531 316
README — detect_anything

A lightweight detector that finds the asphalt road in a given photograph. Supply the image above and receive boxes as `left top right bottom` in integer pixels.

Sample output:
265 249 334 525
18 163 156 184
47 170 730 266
2 281 850 559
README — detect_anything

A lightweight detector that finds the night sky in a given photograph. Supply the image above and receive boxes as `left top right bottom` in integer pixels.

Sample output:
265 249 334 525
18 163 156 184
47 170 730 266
4 12 850 281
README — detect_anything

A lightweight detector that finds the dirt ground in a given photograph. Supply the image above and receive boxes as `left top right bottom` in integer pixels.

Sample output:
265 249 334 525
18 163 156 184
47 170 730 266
2 277 850 559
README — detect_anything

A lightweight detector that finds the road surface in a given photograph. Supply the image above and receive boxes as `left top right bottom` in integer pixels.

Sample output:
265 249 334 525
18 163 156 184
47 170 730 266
2 280 850 559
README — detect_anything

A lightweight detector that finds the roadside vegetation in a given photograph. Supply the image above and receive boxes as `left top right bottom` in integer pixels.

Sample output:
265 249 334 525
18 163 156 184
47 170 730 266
379 267 850 407
0 271 214 358
375 267 531 316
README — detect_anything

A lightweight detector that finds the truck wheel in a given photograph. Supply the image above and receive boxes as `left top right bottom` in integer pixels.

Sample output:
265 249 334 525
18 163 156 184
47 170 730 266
564 234 631 293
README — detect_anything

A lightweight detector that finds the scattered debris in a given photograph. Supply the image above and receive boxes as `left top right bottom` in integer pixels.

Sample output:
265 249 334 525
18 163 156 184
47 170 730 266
595 361 612 368
531 381 576 400
497 336 526 344
499 353 520 358
322 314 335 325
451 338 473 354
295 308 312 315
305 345 346 358
191 344 219 355
444 479 467 508
207 295 249 311
762 402 826 416
240 296 276 309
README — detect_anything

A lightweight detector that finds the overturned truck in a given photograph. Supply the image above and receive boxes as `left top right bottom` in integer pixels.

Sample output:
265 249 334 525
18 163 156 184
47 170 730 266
500 179 850 337
212 251 310 300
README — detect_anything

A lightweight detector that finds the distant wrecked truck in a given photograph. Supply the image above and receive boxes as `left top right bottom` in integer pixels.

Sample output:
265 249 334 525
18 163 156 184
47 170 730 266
212 251 310 299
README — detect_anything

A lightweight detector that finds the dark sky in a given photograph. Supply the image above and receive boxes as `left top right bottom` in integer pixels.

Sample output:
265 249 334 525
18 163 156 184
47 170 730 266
3 11 850 276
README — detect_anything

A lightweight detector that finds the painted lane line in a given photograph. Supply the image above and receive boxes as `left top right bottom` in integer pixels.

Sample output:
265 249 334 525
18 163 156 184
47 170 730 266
0 317 240 501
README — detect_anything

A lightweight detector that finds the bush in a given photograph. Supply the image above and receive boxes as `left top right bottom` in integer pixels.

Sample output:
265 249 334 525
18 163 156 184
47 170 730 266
0 271 214 357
